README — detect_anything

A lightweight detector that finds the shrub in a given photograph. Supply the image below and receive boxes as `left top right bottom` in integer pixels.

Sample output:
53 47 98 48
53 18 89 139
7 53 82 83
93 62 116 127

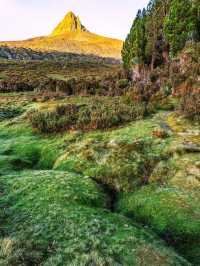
180 85 200 121
116 79 129 89
126 81 160 109
28 98 146 133
76 99 145 130
28 104 79 133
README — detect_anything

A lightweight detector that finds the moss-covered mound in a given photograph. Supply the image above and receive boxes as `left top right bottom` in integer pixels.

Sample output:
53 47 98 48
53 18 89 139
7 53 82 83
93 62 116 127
117 185 200 265
0 171 188 266
116 112 200 264
54 114 173 192
0 124 61 173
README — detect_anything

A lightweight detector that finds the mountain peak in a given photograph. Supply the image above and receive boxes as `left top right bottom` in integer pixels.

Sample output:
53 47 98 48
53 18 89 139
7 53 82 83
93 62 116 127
51 11 88 36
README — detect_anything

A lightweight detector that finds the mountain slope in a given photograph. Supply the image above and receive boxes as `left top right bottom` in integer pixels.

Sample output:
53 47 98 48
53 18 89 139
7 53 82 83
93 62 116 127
0 12 122 59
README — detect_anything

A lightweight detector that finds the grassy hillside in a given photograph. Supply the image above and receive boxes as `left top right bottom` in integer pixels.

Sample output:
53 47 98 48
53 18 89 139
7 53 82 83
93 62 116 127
0 32 122 59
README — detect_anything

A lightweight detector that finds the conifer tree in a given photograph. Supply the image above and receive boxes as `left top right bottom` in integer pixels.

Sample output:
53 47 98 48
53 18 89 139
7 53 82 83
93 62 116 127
122 9 147 69
122 0 199 69
164 0 198 56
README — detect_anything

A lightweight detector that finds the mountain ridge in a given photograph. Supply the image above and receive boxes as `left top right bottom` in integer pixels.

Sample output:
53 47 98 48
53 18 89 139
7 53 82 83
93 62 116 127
0 11 122 59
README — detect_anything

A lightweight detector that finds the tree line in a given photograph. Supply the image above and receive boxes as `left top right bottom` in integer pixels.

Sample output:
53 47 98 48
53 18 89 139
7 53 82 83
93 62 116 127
122 0 200 69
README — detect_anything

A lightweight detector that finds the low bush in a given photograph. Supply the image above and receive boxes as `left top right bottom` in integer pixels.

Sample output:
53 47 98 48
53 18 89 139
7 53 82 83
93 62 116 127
180 84 200 121
28 97 146 133
117 78 129 89
27 104 78 133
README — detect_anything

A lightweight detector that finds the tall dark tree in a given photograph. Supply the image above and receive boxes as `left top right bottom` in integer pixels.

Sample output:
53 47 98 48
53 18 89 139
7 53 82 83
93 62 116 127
145 0 171 69
122 0 199 70
164 0 199 56
122 0 172 70
122 9 147 69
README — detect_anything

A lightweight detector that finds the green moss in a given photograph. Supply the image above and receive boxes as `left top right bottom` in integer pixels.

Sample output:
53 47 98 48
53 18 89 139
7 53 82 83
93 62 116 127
54 114 173 192
0 171 188 266
0 123 65 173
117 186 200 264
0 102 198 264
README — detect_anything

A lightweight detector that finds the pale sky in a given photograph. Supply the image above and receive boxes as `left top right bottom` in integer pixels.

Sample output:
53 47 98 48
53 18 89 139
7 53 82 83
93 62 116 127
0 0 149 41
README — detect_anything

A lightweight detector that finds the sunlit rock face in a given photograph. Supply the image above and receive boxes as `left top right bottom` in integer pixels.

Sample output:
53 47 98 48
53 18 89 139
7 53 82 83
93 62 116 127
51 11 88 36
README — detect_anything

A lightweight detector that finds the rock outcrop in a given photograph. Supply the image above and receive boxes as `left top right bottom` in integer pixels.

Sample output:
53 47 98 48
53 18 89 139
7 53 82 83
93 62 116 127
51 12 88 36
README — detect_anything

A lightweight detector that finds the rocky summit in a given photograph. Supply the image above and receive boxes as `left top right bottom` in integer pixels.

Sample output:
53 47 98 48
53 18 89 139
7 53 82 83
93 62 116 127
51 11 88 36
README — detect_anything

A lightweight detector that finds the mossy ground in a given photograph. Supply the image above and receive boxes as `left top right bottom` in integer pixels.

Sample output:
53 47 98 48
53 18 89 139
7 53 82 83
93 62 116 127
117 112 200 264
0 170 187 266
0 92 199 265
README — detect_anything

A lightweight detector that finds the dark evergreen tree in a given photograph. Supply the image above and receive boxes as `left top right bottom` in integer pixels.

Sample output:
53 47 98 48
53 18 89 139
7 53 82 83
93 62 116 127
122 9 147 69
164 0 199 56
122 0 199 69
145 0 171 69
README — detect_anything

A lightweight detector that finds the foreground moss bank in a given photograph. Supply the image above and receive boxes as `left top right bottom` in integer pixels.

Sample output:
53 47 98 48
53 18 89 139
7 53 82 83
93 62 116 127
0 171 188 266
